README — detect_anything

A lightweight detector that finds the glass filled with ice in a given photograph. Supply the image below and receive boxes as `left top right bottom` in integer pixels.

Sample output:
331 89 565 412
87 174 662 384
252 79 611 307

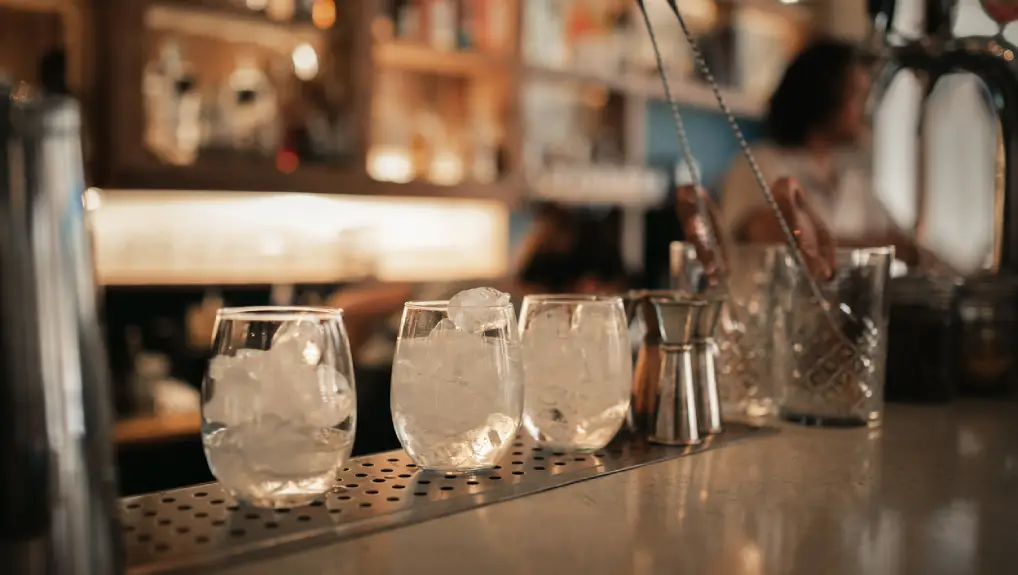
391 288 523 472
201 307 356 508
519 295 632 451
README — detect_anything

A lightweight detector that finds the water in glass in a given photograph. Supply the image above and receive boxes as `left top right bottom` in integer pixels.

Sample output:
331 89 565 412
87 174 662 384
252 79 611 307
391 288 523 472
520 295 632 451
201 307 356 508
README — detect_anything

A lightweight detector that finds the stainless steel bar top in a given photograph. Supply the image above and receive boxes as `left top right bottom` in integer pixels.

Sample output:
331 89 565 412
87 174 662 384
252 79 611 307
208 402 1018 575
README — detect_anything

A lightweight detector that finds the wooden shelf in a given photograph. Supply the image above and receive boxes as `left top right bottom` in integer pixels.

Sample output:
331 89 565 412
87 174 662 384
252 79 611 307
524 65 765 119
108 156 521 203
144 3 322 52
374 42 512 77
115 412 201 446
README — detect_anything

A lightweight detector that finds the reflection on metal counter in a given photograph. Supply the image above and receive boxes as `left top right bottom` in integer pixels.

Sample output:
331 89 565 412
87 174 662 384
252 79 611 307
0 85 122 573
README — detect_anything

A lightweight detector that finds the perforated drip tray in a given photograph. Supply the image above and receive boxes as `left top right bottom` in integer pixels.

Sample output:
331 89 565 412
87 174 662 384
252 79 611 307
120 423 775 574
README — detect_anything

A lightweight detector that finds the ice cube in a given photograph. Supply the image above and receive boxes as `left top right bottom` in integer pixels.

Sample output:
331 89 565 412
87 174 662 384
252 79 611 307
271 318 323 366
304 366 355 428
447 287 511 333
428 318 460 341
208 355 234 381
204 352 265 426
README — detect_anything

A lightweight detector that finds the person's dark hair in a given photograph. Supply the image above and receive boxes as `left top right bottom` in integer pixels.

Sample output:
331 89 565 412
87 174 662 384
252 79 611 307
765 38 862 148
38 49 69 95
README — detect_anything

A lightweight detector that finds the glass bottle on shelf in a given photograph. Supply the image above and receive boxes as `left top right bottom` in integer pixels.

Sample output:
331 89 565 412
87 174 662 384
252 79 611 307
523 0 567 67
428 0 457 51
217 55 279 156
471 112 498 183
368 71 414 182
397 0 424 42
417 108 463 185
143 39 203 166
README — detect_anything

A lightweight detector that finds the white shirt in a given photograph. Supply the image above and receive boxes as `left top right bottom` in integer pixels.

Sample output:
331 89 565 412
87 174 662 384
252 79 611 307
720 142 894 241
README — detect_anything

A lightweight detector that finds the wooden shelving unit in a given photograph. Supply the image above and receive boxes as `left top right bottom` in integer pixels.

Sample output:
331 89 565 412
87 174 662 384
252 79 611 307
0 0 814 203
374 41 513 77
523 64 766 119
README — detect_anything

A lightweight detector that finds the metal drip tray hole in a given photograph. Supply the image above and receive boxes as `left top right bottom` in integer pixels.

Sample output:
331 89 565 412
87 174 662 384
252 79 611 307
120 423 774 574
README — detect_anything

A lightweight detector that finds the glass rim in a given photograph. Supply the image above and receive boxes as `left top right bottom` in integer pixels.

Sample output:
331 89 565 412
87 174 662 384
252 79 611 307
404 299 513 311
216 306 345 321
843 245 895 257
649 294 709 306
522 294 623 305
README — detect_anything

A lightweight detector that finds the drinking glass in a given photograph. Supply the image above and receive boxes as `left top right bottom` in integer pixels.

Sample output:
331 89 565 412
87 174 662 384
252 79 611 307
201 307 356 508
391 300 523 472
519 295 632 451
670 241 785 418
776 247 893 427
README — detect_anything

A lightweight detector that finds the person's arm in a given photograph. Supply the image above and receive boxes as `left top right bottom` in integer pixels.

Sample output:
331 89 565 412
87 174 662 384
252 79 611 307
719 145 784 243
327 283 414 354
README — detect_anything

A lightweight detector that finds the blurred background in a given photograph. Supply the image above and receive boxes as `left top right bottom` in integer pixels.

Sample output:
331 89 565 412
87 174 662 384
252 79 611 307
2 0 1010 495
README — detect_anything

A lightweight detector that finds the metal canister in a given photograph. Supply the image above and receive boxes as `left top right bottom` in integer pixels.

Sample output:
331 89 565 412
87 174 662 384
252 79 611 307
0 85 122 574
955 275 1018 398
885 275 958 403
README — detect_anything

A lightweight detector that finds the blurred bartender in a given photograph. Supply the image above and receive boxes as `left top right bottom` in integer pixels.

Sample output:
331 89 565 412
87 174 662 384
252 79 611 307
720 38 919 263
331 203 628 361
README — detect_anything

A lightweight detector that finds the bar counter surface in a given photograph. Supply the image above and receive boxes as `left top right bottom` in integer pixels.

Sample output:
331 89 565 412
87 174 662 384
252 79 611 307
135 402 1018 575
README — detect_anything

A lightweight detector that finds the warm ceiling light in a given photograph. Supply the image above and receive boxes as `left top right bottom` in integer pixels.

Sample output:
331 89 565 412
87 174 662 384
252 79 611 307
292 43 319 80
312 0 336 30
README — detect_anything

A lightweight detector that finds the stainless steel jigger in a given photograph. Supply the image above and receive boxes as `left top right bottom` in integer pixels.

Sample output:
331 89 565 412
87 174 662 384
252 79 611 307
648 297 708 446
692 296 724 435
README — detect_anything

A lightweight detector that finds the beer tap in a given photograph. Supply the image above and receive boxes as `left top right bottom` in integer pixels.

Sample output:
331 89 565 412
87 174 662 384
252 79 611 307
868 0 1018 273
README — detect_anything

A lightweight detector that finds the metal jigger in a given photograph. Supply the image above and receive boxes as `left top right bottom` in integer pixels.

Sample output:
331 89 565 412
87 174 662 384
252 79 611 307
692 296 724 435
648 297 708 446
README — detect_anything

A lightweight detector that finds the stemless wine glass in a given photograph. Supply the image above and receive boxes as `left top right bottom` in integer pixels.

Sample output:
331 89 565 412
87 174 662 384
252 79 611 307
519 295 632 451
391 300 523 472
201 307 356 508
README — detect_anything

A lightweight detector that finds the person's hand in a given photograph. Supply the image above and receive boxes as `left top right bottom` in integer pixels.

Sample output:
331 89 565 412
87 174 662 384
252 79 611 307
770 176 836 281
675 185 729 282
678 179 837 283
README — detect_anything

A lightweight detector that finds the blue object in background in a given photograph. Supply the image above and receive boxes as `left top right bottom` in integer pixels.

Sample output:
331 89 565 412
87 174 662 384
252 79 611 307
508 104 766 263
644 101 764 197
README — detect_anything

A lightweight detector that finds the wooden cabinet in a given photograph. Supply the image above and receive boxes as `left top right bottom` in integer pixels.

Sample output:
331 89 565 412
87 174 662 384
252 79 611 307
98 0 365 193
0 0 815 202
364 0 524 202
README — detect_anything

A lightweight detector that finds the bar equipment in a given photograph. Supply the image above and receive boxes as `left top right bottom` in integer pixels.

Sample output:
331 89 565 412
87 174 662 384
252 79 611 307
638 0 893 427
201 306 357 508
868 0 1016 272
519 295 631 451
954 275 1018 397
867 0 1018 397
390 292 522 472
691 295 723 435
671 242 785 418
885 274 958 402
648 296 706 446
625 290 670 438
777 248 894 426
0 86 122 572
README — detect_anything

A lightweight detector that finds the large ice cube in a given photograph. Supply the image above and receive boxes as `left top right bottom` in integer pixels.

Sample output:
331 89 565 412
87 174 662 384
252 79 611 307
447 287 511 333
204 350 268 426
271 318 324 366
304 366 355 428
206 339 355 429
